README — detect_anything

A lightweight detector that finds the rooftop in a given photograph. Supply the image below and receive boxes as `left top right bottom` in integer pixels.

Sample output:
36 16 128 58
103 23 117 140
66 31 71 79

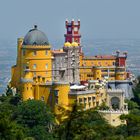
23 25 49 46
69 89 96 96
83 55 116 60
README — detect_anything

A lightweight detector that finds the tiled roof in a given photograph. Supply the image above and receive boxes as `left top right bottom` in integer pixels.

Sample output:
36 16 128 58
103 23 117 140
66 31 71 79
83 55 116 60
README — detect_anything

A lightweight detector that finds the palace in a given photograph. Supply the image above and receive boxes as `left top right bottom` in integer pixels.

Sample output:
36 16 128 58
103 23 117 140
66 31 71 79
10 19 131 126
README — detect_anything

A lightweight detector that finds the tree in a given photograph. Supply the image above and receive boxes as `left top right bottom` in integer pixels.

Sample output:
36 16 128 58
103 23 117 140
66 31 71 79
56 103 115 140
98 102 110 110
132 76 140 107
15 100 55 140
120 113 140 136
125 99 139 110
0 93 24 140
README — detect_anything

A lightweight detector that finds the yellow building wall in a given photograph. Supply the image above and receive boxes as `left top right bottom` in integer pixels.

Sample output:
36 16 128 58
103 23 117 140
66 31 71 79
11 38 53 90
22 83 34 100
80 68 93 81
11 38 23 88
100 112 127 127
69 93 97 110
53 84 69 108
79 58 116 81
81 59 116 67
116 72 125 80
22 82 70 111
93 69 102 80
52 83 70 123
21 46 52 81
34 85 51 102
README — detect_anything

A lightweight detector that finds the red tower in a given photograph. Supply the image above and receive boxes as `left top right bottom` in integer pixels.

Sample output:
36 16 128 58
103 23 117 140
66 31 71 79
116 51 127 67
64 19 81 45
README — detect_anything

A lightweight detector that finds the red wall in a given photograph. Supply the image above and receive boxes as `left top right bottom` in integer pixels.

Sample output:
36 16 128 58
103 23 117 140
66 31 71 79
118 57 126 67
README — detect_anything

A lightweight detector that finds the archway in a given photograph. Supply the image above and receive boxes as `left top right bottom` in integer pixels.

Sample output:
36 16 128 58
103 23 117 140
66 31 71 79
111 97 120 110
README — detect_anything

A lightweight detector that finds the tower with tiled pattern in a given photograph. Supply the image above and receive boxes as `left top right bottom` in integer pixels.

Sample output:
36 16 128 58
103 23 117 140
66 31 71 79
64 19 81 45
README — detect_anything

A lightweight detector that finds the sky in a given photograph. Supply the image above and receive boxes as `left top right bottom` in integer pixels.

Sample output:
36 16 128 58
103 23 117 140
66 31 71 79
0 0 140 42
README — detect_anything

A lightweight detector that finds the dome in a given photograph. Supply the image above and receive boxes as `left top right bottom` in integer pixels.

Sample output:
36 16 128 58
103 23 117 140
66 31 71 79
64 42 71 47
71 42 78 47
23 25 49 45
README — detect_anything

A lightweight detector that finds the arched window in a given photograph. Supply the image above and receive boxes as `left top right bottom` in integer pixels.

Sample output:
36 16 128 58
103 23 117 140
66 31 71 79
111 97 120 110
33 64 37 69
33 51 37 56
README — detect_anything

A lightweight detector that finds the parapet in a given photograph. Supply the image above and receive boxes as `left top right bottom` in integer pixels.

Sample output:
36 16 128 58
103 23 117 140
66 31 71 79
107 89 124 93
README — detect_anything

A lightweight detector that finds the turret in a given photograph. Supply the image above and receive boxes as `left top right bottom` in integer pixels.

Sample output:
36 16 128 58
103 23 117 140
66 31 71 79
116 51 127 67
93 67 102 80
21 69 34 100
64 19 81 45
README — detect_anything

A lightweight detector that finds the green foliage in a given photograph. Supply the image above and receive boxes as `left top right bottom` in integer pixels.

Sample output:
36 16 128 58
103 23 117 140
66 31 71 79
126 136 140 140
0 118 25 140
98 102 110 110
0 91 24 140
16 100 54 128
1 77 140 140
14 99 55 139
56 104 115 140
125 99 139 110
132 76 140 107
0 89 55 140
119 77 140 137
120 113 140 136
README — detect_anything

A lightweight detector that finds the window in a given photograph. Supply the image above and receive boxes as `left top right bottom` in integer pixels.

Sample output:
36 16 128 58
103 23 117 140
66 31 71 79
88 97 91 102
54 90 59 105
74 27 78 31
92 97 96 101
26 66 29 69
113 62 115 66
42 77 45 83
33 72 36 76
33 51 37 56
84 98 87 103
68 27 71 32
33 64 37 69
79 98 82 103
22 50 25 56
45 64 48 69
45 50 48 55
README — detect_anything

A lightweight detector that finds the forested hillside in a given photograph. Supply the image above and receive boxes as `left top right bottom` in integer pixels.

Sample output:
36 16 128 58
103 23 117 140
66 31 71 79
1 78 140 140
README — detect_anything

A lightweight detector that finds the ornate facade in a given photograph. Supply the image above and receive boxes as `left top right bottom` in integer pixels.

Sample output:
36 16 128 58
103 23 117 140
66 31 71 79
10 20 131 126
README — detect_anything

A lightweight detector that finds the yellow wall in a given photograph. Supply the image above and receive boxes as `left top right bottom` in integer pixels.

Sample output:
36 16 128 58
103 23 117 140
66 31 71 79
116 72 125 80
11 38 53 90
21 46 52 81
79 58 116 81
53 83 70 123
81 59 116 67
100 111 128 127
11 38 24 88
68 89 107 110
22 83 34 100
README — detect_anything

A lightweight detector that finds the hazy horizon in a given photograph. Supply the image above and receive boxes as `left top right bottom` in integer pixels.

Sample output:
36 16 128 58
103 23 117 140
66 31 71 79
0 0 140 42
